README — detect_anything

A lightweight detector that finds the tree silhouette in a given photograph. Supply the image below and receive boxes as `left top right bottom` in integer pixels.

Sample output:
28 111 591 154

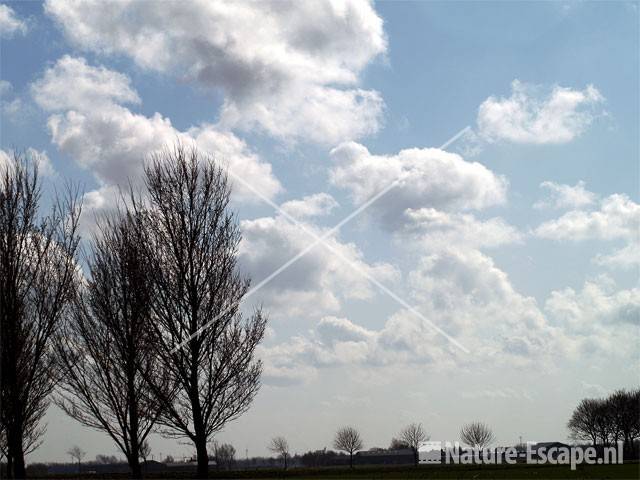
399 422 429 466
140 145 266 479
333 426 363 468
55 209 165 478
268 436 290 470
0 152 81 478
460 421 495 450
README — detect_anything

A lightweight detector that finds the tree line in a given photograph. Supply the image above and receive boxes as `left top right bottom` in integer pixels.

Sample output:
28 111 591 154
568 389 640 454
0 146 266 479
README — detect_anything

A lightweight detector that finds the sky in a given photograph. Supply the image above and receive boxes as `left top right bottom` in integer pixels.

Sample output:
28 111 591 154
1 0 638 464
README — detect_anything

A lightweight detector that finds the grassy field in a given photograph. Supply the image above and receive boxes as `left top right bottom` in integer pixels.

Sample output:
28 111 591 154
42 462 640 480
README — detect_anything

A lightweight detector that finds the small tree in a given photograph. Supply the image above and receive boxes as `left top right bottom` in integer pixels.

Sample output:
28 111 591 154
568 398 600 446
333 426 363 468
268 436 290 470
210 442 235 470
399 423 429 466
67 446 85 473
460 422 495 450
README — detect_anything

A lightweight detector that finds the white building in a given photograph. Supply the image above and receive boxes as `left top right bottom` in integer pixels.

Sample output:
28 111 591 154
418 441 443 464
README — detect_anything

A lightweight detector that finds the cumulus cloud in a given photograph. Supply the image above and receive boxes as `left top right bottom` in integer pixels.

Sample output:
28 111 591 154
0 148 55 177
45 0 387 144
535 193 639 273
238 212 399 318
477 80 604 144
0 79 11 96
330 142 508 230
31 56 282 229
32 55 140 111
280 193 339 219
534 194 639 241
0 4 27 38
399 208 523 250
261 247 568 385
534 180 597 210
545 276 639 356
594 244 640 271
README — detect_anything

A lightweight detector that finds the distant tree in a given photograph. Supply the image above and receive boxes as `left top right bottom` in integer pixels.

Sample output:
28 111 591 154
333 426 363 468
268 436 290 470
55 209 165 479
630 389 640 455
211 441 235 470
163 455 174 464
569 389 640 453
593 399 615 447
568 398 600 446
95 455 119 464
389 437 409 450
1 151 81 479
139 145 267 479
399 423 429 466
67 445 85 473
460 422 495 450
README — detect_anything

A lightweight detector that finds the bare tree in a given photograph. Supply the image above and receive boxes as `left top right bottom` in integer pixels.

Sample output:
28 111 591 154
210 441 235 470
460 422 495 450
568 398 600 446
140 145 267 478
55 209 165 478
0 152 81 478
569 390 640 454
67 445 86 473
268 436 290 470
399 422 429 466
333 426 363 468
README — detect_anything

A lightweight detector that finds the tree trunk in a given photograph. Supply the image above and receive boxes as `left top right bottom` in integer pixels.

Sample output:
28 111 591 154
7 452 13 479
349 451 353 468
7 425 26 479
414 448 419 466
195 436 209 479
284 454 287 470
127 354 142 479
130 455 142 479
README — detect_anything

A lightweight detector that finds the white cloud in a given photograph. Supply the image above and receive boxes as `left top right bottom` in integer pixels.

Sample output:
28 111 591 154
594 244 640 271
400 208 523 250
0 149 10 172
238 212 399 318
535 193 640 273
477 80 604 144
0 4 27 38
0 79 11 96
45 0 387 144
534 180 597 210
280 193 339 219
534 194 639 241
31 56 282 228
546 275 639 329
0 148 55 177
261 247 566 382
330 142 508 230
31 55 140 111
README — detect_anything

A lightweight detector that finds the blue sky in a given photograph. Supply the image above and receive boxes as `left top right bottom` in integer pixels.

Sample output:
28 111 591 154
1 0 638 463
